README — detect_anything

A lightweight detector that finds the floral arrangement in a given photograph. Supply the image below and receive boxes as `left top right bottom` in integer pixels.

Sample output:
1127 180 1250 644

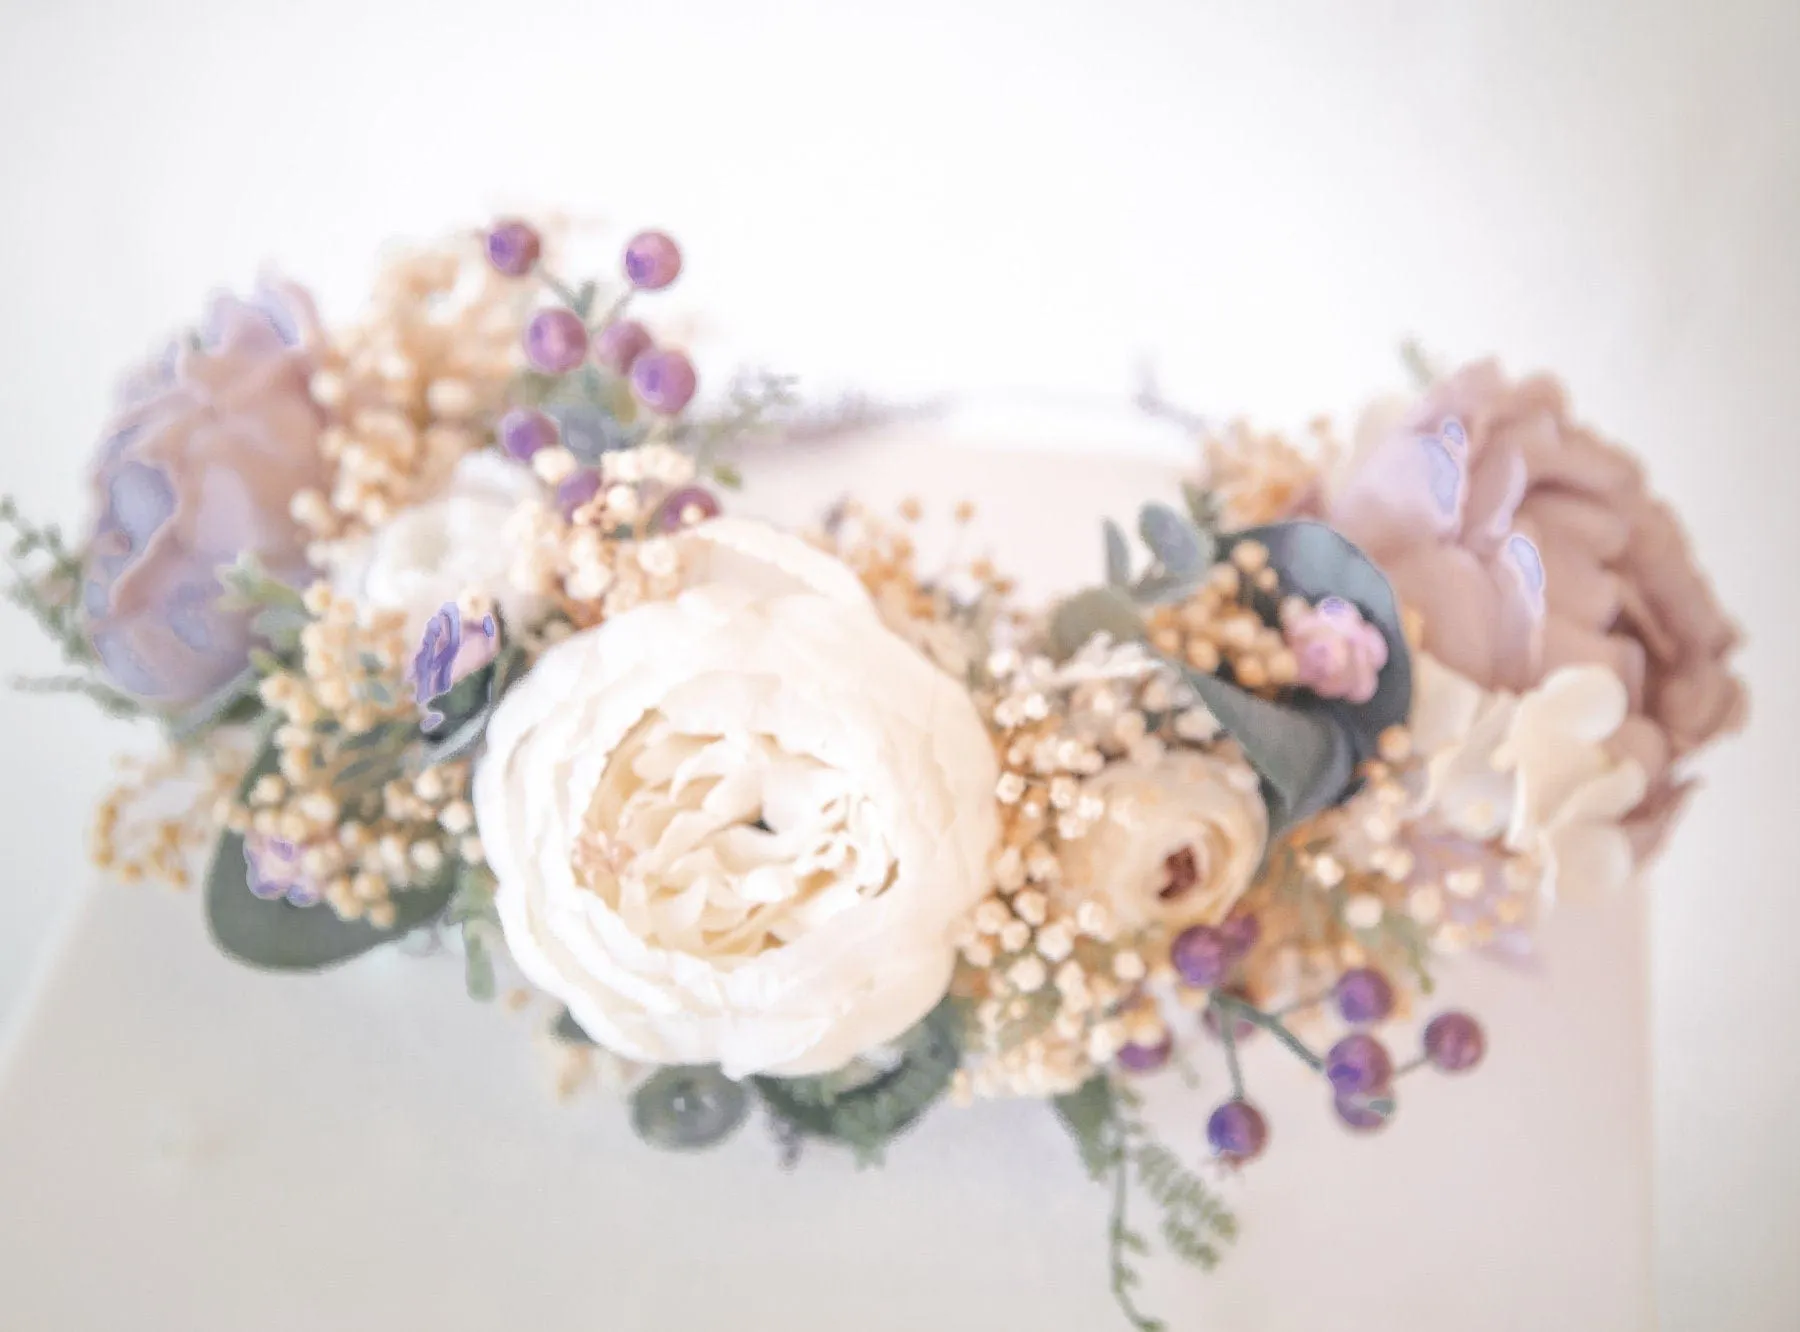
2 219 1746 1330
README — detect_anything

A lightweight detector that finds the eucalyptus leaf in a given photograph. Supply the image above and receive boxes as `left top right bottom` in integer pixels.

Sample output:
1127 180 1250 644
545 402 634 464
205 830 455 971
1180 667 1358 830
1103 519 1132 587
1138 501 1214 577
1130 571 1204 606
1234 520 1413 746
1049 586 1146 662
631 1066 750 1152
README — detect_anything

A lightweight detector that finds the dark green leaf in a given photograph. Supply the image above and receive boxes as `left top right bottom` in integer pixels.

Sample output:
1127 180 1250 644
1049 586 1145 661
632 1066 750 1151
552 1008 595 1045
1180 667 1358 831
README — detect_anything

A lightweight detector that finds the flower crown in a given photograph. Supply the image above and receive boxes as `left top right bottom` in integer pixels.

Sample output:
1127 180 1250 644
2 219 1747 1330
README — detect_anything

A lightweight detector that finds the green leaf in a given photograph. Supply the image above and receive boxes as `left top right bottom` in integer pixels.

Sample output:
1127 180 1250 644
1053 1074 1121 1181
711 461 744 491
1130 571 1203 606
1138 501 1214 577
1103 519 1131 587
204 829 455 971
1234 520 1413 747
166 667 265 744
754 1000 961 1162
631 1066 750 1152
1048 586 1145 662
552 1008 595 1045
1179 666 1357 831
418 642 527 768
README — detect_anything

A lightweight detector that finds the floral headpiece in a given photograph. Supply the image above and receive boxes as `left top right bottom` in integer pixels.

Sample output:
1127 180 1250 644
1 219 1746 1329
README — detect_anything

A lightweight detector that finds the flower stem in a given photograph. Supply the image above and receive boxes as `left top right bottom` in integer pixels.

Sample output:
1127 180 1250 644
1213 993 1325 1073
1217 1004 1245 1101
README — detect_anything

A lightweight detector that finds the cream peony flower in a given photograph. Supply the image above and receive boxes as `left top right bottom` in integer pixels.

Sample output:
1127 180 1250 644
335 450 547 630
474 518 999 1079
1064 749 1267 932
1408 653 1649 902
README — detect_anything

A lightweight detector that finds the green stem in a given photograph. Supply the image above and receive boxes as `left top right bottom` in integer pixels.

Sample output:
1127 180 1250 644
539 271 583 308
1217 1002 1245 1100
1107 1144 1165 1332
1214 993 1325 1073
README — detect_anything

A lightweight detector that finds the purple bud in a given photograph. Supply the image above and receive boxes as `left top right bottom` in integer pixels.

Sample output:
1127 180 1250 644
523 308 589 375
1219 913 1261 959
484 219 542 277
623 230 682 290
1115 1035 1172 1075
1423 1012 1486 1073
654 485 722 532
498 407 559 461
409 604 498 728
631 349 698 415
1334 967 1395 1025
1170 924 1231 988
1206 1099 1269 1163
1333 1089 1393 1133
555 468 603 519
1325 1033 1394 1096
592 319 653 374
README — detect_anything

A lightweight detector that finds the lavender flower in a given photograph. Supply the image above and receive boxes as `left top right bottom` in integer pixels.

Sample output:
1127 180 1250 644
410 603 498 728
1280 595 1389 704
244 833 323 907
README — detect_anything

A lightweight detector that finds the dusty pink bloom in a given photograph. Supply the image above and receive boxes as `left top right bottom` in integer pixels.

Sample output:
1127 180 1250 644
1330 360 1747 853
1281 595 1388 704
83 280 328 707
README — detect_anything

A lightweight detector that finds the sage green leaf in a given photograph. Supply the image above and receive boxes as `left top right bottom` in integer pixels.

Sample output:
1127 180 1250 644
204 830 455 971
1234 521 1413 741
1138 502 1214 577
1103 519 1131 587
166 667 264 744
753 1001 961 1163
1049 586 1145 661
462 927 496 1001
1130 571 1203 606
1180 667 1357 830
631 1066 750 1151
1053 1073 1120 1181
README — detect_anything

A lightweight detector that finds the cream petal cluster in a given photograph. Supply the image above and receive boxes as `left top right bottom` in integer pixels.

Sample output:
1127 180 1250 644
1063 749 1267 932
474 518 999 1079
1408 653 1649 902
334 450 547 630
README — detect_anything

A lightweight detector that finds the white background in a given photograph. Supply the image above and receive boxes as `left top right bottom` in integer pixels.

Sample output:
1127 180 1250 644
0 1 1794 1327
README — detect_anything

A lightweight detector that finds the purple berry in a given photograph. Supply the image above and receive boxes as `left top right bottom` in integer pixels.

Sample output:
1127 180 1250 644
1333 1089 1393 1133
1116 1035 1172 1075
1334 967 1395 1025
1423 1012 1486 1073
1325 1032 1394 1096
1206 1099 1269 1163
498 407 558 461
1170 924 1231 988
631 349 698 415
524 308 589 375
484 219 541 277
555 469 602 519
593 318 653 374
1219 913 1261 958
623 230 682 290
654 485 722 532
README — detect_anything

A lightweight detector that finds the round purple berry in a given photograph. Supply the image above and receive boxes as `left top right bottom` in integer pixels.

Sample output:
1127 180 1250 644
523 308 589 376
1219 913 1261 959
498 407 559 461
1170 924 1231 988
1325 1032 1394 1096
593 318 653 374
654 485 722 532
623 230 682 290
554 469 602 519
1206 1099 1269 1163
1423 1012 1486 1073
1115 1034 1172 1075
484 219 541 277
631 349 698 415
1333 1089 1393 1133
1334 967 1395 1025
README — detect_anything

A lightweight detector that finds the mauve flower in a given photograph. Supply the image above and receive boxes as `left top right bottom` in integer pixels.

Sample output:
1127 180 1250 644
1330 360 1747 853
244 833 323 907
410 603 499 727
1281 595 1389 704
83 280 328 707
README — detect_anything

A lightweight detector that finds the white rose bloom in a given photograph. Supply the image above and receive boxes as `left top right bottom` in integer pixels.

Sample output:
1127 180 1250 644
474 517 999 1079
336 451 548 629
1063 749 1267 931
1409 653 1648 901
